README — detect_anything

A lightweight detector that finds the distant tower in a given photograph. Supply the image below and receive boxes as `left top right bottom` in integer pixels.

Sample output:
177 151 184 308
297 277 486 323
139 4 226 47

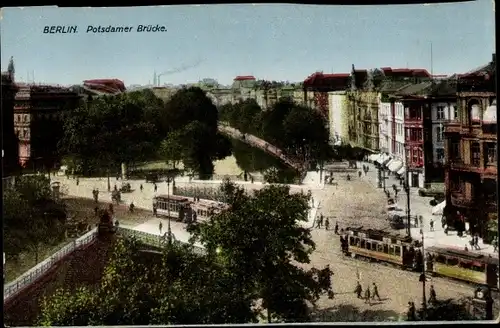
350 64 356 91
153 71 157 86
7 56 15 80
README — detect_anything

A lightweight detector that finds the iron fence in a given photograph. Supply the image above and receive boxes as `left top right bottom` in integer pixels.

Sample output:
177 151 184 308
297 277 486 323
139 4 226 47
3 228 98 302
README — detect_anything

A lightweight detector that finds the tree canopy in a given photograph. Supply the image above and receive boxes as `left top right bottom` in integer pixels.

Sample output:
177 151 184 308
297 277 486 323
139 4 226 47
59 87 232 179
188 180 333 322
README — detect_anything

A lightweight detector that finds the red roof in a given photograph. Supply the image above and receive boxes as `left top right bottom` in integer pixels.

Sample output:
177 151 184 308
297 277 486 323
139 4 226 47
304 72 350 85
381 67 431 78
83 79 126 93
234 76 256 81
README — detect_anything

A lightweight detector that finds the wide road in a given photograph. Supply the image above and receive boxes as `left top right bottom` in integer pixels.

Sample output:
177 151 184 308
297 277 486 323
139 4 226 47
306 168 482 321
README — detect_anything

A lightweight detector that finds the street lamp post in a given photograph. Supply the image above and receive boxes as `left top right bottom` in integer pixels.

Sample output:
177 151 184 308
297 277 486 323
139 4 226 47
166 176 173 245
420 229 427 319
405 149 412 238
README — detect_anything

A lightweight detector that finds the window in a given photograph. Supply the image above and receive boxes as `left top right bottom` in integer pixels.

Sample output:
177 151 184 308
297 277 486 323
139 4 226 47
471 142 481 166
436 106 445 120
451 176 463 192
436 126 443 142
447 258 459 266
450 140 460 160
454 107 458 120
394 246 401 256
383 244 389 253
437 149 445 162
469 101 481 122
486 143 497 165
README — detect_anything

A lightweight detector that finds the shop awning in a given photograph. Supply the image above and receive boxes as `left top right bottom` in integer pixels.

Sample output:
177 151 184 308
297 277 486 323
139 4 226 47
376 154 389 165
432 200 446 216
368 154 379 162
389 160 403 173
397 166 406 176
375 154 384 164
385 159 394 168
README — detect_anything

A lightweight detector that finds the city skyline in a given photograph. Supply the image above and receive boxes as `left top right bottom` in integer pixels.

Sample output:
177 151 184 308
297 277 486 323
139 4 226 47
1 2 495 86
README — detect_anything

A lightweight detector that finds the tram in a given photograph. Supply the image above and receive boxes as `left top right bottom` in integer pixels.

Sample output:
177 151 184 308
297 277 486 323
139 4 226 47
153 195 228 223
426 246 499 290
344 227 499 289
345 227 422 269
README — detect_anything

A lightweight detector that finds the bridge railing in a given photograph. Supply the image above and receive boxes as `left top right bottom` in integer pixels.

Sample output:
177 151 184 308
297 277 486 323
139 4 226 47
116 227 206 256
3 228 98 303
4 226 206 303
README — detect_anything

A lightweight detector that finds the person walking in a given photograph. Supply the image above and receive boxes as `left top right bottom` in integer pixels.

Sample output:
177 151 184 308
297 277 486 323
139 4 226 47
140 184 143 192
154 183 158 193
371 283 381 301
159 221 163 234
407 302 416 320
474 235 480 250
325 217 330 231
316 215 323 229
129 202 135 213
430 219 434 232
429 285 437 305
364 286 371 304
493 237 498 252
414 216 419 228
334 221 339 234
354 281 363 299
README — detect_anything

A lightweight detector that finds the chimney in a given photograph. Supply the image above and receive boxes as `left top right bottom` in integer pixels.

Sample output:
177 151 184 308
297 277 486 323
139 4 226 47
492 53 496 63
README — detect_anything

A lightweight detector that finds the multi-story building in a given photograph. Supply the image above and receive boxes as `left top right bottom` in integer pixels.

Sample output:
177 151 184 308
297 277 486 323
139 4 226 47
303 72 349 119
392 78 457 187
232 75 257 103
14 84 81 170
328 91 350 145
444 54 496 239
1 58 19 176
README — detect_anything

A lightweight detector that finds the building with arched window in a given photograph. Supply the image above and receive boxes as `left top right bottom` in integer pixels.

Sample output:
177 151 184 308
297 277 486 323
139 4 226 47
444 53 496 241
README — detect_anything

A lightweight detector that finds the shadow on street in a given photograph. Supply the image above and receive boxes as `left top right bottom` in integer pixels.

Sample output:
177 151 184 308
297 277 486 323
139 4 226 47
310 304 402 322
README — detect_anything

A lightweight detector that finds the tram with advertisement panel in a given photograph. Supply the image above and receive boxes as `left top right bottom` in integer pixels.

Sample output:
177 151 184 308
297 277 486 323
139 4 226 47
344 227 499 289
345 227 422 270
425 246 499 290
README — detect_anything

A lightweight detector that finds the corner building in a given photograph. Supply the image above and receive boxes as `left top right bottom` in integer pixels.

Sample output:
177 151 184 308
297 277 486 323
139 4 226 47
444 54 497 240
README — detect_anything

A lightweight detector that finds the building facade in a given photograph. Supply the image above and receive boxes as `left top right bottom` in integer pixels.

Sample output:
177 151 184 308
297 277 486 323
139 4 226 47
1 58 19 176
303 72 350 119
444 55 496 239
14 84 81 170
328 91 349 145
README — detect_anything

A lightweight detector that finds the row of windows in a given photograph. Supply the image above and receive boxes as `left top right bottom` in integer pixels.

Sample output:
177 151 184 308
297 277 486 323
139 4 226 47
349 237 402 256
433 254 485 272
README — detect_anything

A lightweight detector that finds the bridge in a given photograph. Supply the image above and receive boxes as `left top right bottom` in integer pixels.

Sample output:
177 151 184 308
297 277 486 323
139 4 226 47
217 122 304 171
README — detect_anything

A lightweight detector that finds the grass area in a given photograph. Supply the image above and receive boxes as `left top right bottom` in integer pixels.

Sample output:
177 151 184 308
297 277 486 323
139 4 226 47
5 237 76 284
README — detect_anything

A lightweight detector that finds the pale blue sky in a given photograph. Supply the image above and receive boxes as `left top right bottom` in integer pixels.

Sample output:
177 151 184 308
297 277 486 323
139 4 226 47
1 2 495 86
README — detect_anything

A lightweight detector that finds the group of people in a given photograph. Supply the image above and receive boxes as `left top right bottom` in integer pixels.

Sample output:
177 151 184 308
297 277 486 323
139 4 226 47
354 282 382 305
406 285 438 320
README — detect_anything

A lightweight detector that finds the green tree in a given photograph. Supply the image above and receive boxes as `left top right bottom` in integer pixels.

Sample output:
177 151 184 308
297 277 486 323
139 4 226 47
159 130 184 169
38 237 256 326
161 87 231 179
59 94 159 186
189 181 333 322
3 176 66 260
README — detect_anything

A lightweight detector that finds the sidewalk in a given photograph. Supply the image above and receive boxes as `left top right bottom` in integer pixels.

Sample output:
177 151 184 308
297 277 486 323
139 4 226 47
356 161 498 257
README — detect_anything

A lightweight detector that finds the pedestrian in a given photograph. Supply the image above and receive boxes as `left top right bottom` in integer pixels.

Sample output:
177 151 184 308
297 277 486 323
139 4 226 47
140 184 143 192
129 202 135 213
430 219 434 231
414 216 419 228
159 221 163 234
354 281 363 299
76 177 80 186
325 217 330 231
474 235 480 250
429 285 437 304
493 237 498 252
364 286 371 304
407 302 416 320
371 282 381 301
334 221 339 234
358 171 362 178
316 215 323 228
419 215 423 226
154 183 158 193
